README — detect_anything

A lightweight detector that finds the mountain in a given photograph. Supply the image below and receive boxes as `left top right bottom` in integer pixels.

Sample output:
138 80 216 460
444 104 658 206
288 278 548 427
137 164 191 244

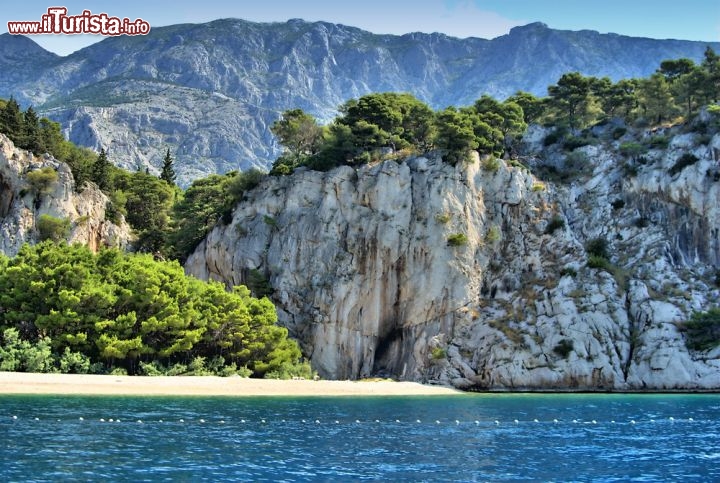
1 19 718 184
185 116 720 390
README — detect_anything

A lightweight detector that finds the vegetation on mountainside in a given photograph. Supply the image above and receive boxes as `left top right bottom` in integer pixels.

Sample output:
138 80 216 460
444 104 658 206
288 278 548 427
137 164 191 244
1 46 720 371
267 47 720 175
681 308 720 351
0 241 312 378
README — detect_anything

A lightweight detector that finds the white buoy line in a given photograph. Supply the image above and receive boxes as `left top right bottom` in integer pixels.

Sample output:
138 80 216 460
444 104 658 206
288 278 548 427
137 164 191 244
5 415 705 426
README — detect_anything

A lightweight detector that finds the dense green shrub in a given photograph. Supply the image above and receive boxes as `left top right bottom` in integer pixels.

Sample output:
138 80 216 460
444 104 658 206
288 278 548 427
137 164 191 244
0 242 305 376
545 216 565 235
447 233 468 246
553 339 574 358
36 214 70 242
681 308 720 351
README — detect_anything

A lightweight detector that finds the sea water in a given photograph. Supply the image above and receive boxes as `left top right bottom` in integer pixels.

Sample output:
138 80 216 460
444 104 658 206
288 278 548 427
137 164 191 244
1 393 719 482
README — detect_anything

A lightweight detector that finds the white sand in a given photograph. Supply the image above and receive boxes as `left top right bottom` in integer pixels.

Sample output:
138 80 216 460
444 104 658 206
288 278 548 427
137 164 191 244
0 371 460 396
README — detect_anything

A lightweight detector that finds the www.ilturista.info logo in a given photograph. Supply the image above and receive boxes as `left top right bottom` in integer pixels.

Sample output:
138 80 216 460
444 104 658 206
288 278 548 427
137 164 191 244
7 7 150 36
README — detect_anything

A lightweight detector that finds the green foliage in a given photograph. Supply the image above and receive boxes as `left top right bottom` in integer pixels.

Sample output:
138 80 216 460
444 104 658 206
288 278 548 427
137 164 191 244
114 171 176 253
36 214 70 242
447 233 468 247
0 242 305 377
553 339 574 359
562 135 593 151
681 308 720 351
668 153 699 176
247 269 273 298
0 328 56 373
559 267 577 278
482 157 501 172
25 167 58 196
434 212 451 224
547 72 603 129
486 225 501 244
545 216 565 235
611 199 626 210
160 148 176 185
435 107 479 165
430 347 447 361
167 169 266 260
587 255 614 272
619 142 646 161
92 148 112 191
646 135 670 149
586 237 610 259
265 359 316 380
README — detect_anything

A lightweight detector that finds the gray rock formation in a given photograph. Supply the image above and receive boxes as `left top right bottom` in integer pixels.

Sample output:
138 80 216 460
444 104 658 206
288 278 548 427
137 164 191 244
0 134 132 255
186 123 720 390
2 20 718 185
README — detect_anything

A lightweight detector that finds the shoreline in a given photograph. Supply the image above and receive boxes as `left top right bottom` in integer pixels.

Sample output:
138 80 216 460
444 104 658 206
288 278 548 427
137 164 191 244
0 372 461 397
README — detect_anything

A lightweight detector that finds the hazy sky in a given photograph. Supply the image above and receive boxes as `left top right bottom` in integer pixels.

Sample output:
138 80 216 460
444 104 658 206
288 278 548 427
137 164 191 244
3 0 719 56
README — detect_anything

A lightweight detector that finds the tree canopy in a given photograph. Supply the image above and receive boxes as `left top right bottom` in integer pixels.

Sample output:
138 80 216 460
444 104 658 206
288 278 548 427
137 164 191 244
0 242 305 376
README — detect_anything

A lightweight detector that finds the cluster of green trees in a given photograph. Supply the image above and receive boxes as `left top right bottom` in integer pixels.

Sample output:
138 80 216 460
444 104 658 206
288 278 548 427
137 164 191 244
0 241 311 377
269 48 720 174
517 46 720 130
269 92 527 173
0 97 103 189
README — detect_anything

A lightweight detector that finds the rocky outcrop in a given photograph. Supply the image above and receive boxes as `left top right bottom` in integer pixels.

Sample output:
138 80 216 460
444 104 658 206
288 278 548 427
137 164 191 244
186 125 720 390
2 21 718 185
0 134 132 256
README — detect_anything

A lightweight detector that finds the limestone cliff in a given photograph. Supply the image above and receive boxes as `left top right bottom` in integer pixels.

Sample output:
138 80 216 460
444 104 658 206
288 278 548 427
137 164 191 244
0 134 132 256
186 122 720 390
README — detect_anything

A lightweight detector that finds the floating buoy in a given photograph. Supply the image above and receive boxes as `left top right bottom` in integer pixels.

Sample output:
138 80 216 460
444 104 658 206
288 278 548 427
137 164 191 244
669 417 675 422
553 419 559 423
514 419 519 424
630 420 636 425
200 419 206 423
137 420 143 424
395 419 400 423
689 418 694 422
12 415 17 420
592 420 597 425
100 418 105 422
109 419 114 423
78 417 84 421
315 420 320 424
455 420 460 425
533 419 539 423
220 420 225 424
494 420 499 425
34 417 39 421
179 419 184 423
260 419 265 424
416 419 421 423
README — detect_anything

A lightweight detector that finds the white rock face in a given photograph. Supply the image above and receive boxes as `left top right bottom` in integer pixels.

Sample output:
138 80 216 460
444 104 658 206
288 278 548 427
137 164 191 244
187 128 720 390
0 134 132 256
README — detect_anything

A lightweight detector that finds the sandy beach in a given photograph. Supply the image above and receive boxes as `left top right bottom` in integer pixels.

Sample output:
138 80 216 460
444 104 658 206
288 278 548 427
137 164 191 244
0 372 461 396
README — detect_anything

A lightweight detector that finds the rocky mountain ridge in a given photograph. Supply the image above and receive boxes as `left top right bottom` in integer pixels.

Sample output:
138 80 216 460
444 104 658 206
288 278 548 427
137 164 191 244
2 19 718 185
185 117 720 390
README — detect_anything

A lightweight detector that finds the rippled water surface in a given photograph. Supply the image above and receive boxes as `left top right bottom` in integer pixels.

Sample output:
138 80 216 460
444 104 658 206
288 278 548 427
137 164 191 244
1 393 719 481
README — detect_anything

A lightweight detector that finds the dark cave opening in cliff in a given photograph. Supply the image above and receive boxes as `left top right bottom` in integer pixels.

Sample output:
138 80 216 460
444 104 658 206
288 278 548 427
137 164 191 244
372 327 403 377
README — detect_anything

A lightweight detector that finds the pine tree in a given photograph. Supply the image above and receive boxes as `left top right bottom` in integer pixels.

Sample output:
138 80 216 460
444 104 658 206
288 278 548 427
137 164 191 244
92 148 111 191
22 106 44 153
159 148 176 185
0 97 23 139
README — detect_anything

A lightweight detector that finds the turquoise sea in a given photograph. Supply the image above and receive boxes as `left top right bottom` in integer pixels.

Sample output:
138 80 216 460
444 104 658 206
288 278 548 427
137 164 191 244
1 393 719 482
